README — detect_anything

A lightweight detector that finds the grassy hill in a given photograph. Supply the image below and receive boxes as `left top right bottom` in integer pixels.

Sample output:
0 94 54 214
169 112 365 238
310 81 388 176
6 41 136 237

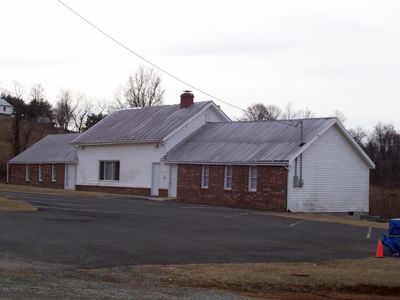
0 115 64 180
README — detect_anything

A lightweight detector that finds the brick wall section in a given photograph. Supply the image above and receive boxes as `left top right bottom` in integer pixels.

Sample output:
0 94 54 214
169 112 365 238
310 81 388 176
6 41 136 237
9 163 65 189
177 164 288 211
76 185 151 196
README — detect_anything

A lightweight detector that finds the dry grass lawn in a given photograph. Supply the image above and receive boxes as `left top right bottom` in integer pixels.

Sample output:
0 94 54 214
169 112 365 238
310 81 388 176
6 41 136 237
132 258 400 296
261 212 388 229
0 196 36 212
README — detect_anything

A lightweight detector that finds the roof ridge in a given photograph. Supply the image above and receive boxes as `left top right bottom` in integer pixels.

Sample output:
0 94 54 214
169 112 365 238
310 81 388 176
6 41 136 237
112 101 212 112
71 101 215 145
200 117 336 125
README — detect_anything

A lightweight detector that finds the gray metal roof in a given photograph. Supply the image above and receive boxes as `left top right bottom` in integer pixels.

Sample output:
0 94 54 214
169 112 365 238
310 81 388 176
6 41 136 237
9 133 79 164
164 118 337 164
72 101 213 145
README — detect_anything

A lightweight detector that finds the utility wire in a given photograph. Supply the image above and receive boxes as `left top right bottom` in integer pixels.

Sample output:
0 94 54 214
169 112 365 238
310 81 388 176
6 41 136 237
54 0 247 113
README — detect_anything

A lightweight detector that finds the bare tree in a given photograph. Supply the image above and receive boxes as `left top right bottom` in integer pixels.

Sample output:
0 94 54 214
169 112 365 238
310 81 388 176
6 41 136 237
282 103 315 119
12 81 24 99
297 107 314 119
241 103 281 121
109 87 127 112
349 126 368 146
367 123 400 187
332 109 346 124
27 83 53 122
116 66 164 108
54 89 77 131
29 83 45 101
282 103 297 119
72 97 92 133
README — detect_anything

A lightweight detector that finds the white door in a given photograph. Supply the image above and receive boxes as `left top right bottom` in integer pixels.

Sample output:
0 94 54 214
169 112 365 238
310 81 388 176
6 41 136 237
151 163 160 196
65 164 76 190
168 164 177 197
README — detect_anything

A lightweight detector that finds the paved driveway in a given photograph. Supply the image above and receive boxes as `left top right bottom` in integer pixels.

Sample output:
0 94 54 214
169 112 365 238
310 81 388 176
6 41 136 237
0 191 382 268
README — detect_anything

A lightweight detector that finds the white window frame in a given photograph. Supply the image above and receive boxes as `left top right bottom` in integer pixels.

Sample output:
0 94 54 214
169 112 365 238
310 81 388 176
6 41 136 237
99 160 120 181
51 164 56 182
248 166 257 192
201 165 209 189
38 164 43 182
224 165 232 190
25 164 30 182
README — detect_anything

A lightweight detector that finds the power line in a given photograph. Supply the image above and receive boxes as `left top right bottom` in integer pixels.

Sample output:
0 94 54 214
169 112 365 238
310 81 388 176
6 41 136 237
54 0 247 113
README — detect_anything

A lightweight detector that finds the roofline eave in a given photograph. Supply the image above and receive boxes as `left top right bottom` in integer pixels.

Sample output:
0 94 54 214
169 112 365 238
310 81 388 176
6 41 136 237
8 160 78 164
162 160 289 166
71 139 162 147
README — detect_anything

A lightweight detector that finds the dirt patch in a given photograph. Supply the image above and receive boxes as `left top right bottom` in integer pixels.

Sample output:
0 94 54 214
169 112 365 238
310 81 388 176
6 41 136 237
0 196 36 212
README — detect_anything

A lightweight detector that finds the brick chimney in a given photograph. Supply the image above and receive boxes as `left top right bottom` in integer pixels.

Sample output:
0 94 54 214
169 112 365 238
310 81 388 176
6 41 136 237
180 90 194 108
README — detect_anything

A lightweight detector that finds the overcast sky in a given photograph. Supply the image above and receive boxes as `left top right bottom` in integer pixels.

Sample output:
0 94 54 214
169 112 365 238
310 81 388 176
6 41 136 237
1 0 399 130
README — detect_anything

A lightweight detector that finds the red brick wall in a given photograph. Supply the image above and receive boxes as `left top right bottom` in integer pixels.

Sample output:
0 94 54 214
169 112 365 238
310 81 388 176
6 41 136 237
177 164 288 211
76 185 151 196
9 163 65 189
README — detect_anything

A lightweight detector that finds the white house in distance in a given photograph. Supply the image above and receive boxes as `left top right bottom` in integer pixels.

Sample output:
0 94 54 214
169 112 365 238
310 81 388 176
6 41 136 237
7 91 375 213
0 98 14 116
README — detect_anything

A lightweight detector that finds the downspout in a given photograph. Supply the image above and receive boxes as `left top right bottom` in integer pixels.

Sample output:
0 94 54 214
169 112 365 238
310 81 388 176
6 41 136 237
299 120 304 187
6 162 9 184
295 120 305 187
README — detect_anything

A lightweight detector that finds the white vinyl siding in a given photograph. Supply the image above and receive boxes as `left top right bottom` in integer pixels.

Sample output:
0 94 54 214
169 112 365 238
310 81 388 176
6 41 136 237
0 104 13 115
38 164 43 182
51 164 56 182
25 165 30 182
287 125 370 213
164 106 228 152
75 105 228 192
201 165 209 189
224 166 232 190
248 166 257 192
76 143 164 188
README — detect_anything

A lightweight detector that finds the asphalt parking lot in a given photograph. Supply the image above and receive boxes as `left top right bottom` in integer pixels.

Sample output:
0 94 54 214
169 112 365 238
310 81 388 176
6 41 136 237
0 191 383 268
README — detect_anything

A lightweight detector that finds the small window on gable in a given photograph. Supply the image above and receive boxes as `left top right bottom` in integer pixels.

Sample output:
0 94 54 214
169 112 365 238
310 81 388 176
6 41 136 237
51 164 56 182
248 166 257 192
99 161 120 181
25 165 30 182
38 164 43 182
201 165 209 189
224 166 232 190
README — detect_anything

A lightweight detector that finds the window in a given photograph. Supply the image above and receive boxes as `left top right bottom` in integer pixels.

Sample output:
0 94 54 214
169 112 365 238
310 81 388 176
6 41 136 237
25 165 30 182
51 164 56 182
248 166 257 192
224 166 232 190
38 164 43 182
99 161 120 181
201 165 209 188
3 106 5 112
